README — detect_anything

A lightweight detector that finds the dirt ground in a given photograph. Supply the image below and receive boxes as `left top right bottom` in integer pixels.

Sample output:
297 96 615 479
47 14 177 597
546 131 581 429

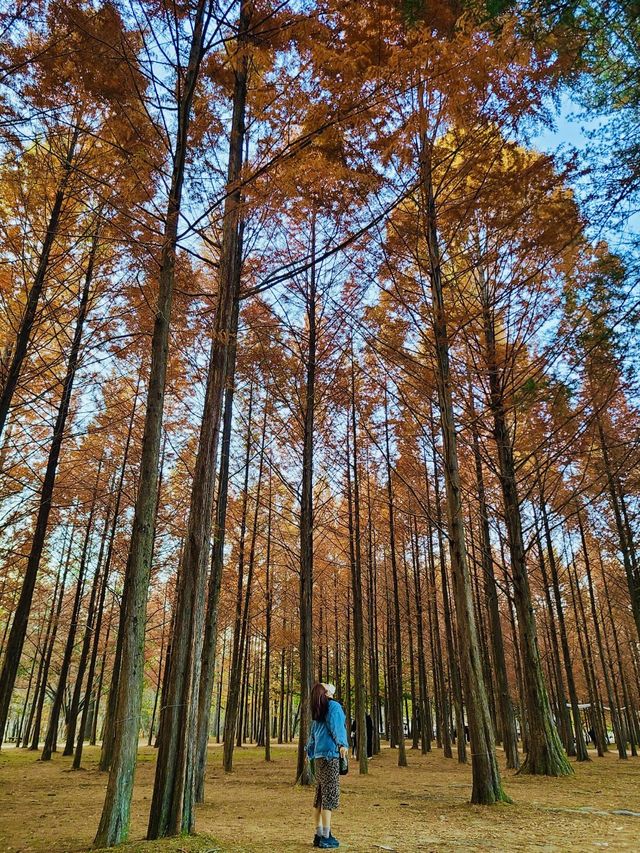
1 742 639 852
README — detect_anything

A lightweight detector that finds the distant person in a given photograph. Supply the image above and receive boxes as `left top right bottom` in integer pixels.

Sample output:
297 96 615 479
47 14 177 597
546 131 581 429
352 712 374 759
306 682 349 849
366 712 374 758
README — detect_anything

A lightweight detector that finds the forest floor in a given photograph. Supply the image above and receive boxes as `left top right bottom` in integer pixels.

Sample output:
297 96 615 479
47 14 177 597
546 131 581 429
1 742 640 852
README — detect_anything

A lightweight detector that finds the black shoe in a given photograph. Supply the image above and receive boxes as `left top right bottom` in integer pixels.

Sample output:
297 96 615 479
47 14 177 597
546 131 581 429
313 833 322 847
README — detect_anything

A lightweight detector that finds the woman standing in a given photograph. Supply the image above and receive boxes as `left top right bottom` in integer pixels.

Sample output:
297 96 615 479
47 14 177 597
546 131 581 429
306 682 349 849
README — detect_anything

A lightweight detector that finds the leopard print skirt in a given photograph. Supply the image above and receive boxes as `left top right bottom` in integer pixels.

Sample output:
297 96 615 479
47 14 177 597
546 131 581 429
313 757 340 811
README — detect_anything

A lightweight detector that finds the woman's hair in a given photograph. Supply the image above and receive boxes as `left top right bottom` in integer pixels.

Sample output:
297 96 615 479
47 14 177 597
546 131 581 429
311 682 328 721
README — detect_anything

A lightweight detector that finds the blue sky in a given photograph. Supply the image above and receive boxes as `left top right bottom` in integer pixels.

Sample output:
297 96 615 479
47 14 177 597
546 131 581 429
535 94 596 152
533 93 640 244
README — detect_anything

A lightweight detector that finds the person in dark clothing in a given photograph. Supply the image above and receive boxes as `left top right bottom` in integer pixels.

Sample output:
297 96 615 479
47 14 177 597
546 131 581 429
350 712 375 759
365 712 374 758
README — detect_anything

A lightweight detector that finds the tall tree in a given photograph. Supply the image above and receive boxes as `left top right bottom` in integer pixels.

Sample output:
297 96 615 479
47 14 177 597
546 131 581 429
346 350 368 773
296 212 317 786
419 137 507 802
147 0 250 836
0 225 100 748
94 1 214 844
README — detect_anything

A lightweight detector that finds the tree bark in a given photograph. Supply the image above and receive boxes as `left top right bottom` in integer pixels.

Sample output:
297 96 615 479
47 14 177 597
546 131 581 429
194 296 240 800
221 382 253 767
72 495 114 769
538 497 589 762
431 434 466 765
262 468 273 761
347 351 368 773
423 454 451 758
65 483 112 758
148 588 168 748
94 4 212 844
223 386 265 771
42 469 100 761
365 461 381 754
468 392 519 769
147 3 248 835
577 505 624 756
419 138 507 802
15 621 43 748
533 516 572 754
0 219 96 748
566 555 604 756
97 372 141 769
296 214 317 786
91 598 114 746
384 391 407 767
597 419 640 643
402 546 418 750
600 551 638 755
479 278 571 777
0 125 79 446
410 516 432 754
23 530 71 749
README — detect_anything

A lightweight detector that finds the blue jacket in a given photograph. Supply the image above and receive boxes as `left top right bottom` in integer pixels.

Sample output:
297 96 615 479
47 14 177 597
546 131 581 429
306 698 349 760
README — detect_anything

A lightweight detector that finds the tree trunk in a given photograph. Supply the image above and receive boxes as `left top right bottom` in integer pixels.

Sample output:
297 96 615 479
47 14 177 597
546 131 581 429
278 641 286 745
0 222 96 748
0 125 79 446
65 486 112 758
213 635 224 743
15 621 43 747
410 517 432 754
538 497 589 762
262 469 273 761
222 385 255 770
577 505 623 755
94 5 211 844
194 297 241 801
566 556 604 756
431 434 466 765
22 534 70 749
419 138 507 803
600 551 638 755
468 394 519 768
533 518 572 754
402 547 418 750
28 527 76 749
97 372 141 769
296 215 317 786
423 455 451 758
365 463 381 754
42 468 100 761
347 354 368 773
148 589 169 748
468 514 497 741
223 387 266 770
479 279 571 777
147 4 248 835
597 419 640 643
91 597 115 746
72 496 114 769
384 392 407 767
